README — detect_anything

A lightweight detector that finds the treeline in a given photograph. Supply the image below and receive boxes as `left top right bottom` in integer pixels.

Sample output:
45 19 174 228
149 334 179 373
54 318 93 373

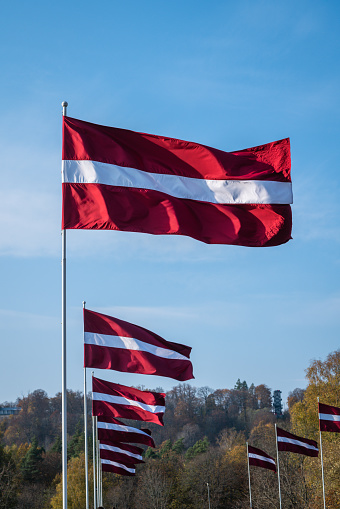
0 349 339 508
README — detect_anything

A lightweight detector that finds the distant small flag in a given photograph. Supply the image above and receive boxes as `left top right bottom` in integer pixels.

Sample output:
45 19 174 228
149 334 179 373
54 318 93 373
92 377 166 425
101 458 135 476
84 308 194 381
276 427 319 457
62 116 292 247
248 445 276 472
97 416 155 448
319 402 340 433
99 441 144 465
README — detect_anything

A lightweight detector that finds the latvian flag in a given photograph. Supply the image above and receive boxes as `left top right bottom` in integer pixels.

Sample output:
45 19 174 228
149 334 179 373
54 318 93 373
319 402 340 433
97 416 155 448
99 441 144 465
101 459 135 476
62 116 292 247
248 445 276 472
276 427 319 457
92 377 166 425
84 309 193 381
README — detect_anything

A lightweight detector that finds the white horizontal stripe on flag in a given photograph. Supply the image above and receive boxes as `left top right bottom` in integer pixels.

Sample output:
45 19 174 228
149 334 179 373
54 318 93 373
319 413 340 422
100 443 142 461
97 421 147 435
277 437 318 452
101 458 135 473
63 160 293 205
85 332 188 361
249 453 275 465
93 392 165 414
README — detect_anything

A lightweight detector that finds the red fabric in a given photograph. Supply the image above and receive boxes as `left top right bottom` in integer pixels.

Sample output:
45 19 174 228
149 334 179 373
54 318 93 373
101 462 135 476
100 442 144 465
276 427 318 457
97 416 155 448
319 402 340 432
248 445 276 472
92 377 165 426
62 117 292 247
84 309 193 381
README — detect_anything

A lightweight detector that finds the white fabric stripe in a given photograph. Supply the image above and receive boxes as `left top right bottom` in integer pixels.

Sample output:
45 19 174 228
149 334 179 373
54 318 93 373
62 160 293 205
101 458 135 473
85 332 188 361
319 413 340 422
249 453 275 465
93 392 165 414
100 443 142 461
277 437 318 451
97 421 148 435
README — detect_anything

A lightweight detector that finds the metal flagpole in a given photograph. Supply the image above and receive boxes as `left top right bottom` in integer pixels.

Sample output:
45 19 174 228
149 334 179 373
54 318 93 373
92 372 97 509
246 442 252 508
83 302 89 509
206 482 211 509
61 100 68 509
96 418 101 505
318 397 326 509
275 424 282 509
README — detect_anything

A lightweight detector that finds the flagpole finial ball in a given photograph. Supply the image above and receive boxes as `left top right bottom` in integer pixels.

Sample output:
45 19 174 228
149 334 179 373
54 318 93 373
62 101 68 107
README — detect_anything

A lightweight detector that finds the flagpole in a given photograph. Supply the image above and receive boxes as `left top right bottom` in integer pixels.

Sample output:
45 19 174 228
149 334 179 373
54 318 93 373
206 482 211 509
318 398 326 509
83 301 89 509
275 424 282 509
61 100 68 509
246 442 252 508
92 372 97 509
96 418 101 504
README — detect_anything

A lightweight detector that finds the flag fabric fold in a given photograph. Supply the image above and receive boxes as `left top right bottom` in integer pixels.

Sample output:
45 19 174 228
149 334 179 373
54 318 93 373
92 377 166 425
101 458 135 476
319 402 340 433
97 416 155 448
248 445 276 472
84 308 194 381
62 116 292 247
276 427 319 457
99 441 144 465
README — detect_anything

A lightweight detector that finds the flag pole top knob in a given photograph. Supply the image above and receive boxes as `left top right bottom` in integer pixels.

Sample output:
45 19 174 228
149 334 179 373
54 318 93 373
62 101 68 107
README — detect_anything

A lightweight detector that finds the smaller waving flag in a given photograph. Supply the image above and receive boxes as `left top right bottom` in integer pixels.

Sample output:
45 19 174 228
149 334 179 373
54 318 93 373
277 427 319 457
99 441 144 465
248 445 276 472
319 402 340 433
84 309 194 381
92 377 166 425
97 416 155 448
101 458 135 476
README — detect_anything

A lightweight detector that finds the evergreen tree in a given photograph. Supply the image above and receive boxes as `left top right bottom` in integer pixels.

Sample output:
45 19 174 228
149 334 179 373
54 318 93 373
21 437 44 483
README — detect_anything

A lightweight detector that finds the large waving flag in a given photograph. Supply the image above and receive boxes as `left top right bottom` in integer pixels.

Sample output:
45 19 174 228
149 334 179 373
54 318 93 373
99 441 144 465
248 445 276 472
92 377 166 425
62 116 292 247
276 427 319 457
84 309 193 381
101 459 136 476
319 402 340 432
97 416 155 448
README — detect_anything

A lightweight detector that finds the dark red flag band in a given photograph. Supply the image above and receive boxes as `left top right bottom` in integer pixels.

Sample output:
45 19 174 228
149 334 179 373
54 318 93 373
99 441 144 465
276 427 318 457
84 308 193 381
319 402 340 433
97 416 155 448
92 377 166 426
62 116 292 247
248 445 276 472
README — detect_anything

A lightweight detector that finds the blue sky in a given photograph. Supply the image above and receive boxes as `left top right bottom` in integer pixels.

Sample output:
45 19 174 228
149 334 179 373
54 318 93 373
0 0 339 407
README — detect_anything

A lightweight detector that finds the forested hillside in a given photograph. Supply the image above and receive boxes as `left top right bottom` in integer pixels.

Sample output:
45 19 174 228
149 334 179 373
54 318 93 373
0 349 339 508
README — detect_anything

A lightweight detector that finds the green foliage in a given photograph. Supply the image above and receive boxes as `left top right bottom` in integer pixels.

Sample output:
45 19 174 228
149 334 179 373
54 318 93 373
67 421 84 459
185 436 209 460
172 438 185 454
20 437 44 483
